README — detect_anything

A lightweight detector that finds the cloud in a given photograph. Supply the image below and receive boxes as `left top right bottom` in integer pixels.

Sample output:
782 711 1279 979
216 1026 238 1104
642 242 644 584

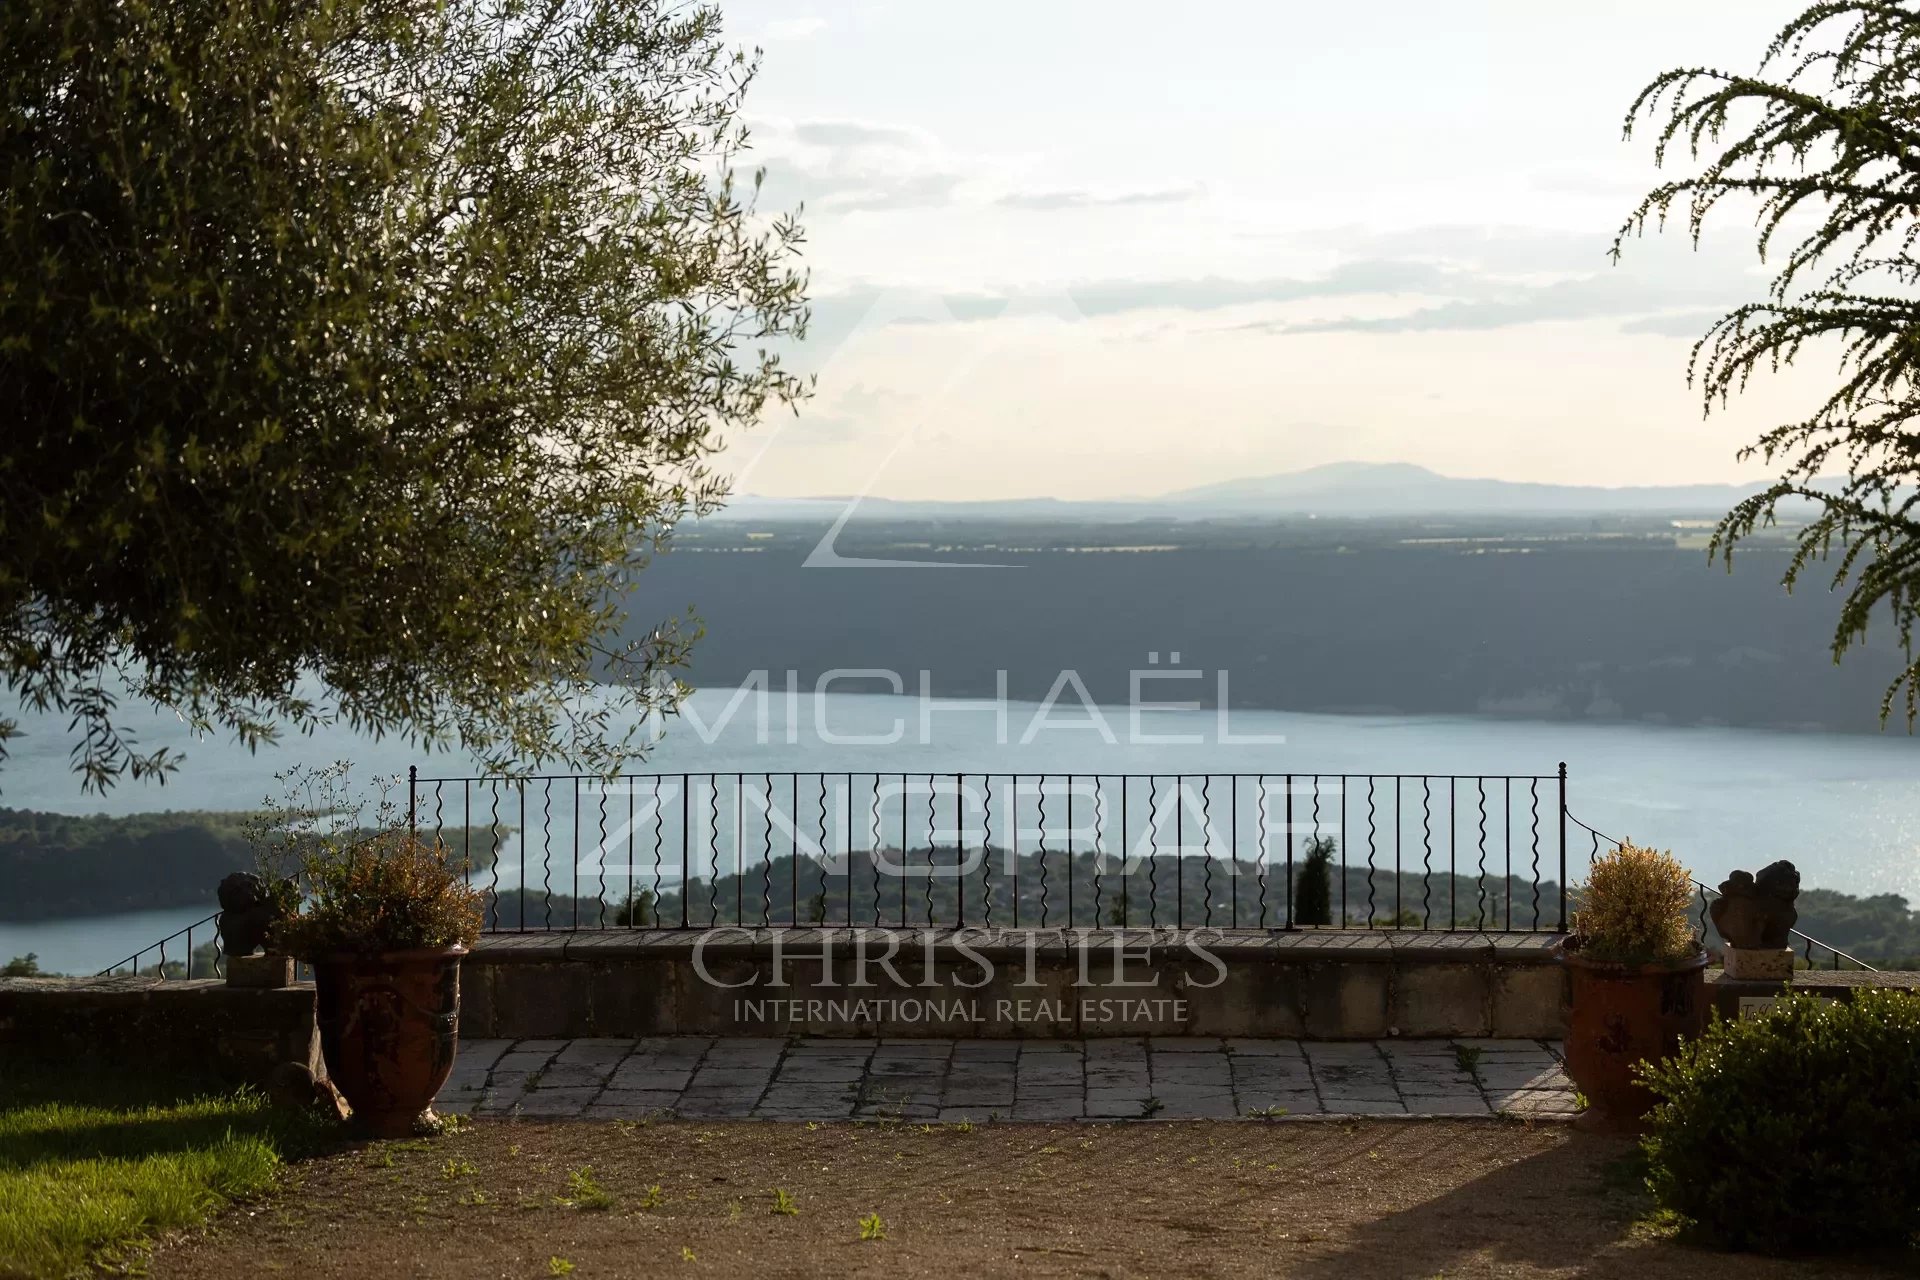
1618 310 1729 337
757 16 827 41
789 120 922 149
754 118 969 213
996 185 1204 211
1063 260 1471 316
1287 223 1613 275
1275 271 1744 334
813 172 965 213
796 261 1472 341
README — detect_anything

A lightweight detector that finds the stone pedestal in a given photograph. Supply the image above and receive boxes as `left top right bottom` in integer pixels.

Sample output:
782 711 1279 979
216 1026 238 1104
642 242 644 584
1722 946 1796 982
227 954 296 989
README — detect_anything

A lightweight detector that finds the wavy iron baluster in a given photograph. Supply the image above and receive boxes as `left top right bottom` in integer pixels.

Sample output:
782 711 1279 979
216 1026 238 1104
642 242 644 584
1528 780 1541 930
652 778 664 924
1365 778 1378 928
596 786 609 929
869 776 883 928
486 782 502 931
1419 778 1433 929
1098 775 1113 924
541 780 555 930
1256 777 1269 929
1475 778 1488 931
1037 776 1051 928
1147 777 1161 931
982 774 995 929
708 777 722 926
1200 775 1214 929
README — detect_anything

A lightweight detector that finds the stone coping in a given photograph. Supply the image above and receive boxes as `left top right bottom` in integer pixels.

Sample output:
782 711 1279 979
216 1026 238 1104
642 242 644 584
1706 967 1919 990
469 927 1566 966
0 975 313 995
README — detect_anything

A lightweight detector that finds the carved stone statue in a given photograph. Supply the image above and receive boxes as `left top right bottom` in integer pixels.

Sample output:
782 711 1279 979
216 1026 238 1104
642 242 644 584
1709 860 1801 951
217 872 280 957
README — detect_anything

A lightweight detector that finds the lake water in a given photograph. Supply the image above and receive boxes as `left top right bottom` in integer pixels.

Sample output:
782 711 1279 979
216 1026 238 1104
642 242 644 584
4 689 1919 974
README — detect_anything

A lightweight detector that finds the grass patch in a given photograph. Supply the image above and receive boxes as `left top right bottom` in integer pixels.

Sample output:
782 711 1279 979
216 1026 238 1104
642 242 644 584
0 1062 329 1279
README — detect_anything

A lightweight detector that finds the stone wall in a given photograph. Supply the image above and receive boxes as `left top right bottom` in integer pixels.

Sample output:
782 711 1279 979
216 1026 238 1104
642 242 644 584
461 928 1569 1041
0 975 321 1085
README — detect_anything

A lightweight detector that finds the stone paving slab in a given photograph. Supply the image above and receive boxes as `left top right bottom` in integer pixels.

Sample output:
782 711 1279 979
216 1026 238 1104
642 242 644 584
437 1036 1576 1122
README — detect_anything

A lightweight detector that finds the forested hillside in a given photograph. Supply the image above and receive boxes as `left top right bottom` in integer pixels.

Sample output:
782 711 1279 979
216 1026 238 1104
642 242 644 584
623 519 1911 733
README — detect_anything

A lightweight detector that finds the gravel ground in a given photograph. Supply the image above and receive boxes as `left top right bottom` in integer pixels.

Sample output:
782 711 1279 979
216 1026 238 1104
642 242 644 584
147 1117 1909 1279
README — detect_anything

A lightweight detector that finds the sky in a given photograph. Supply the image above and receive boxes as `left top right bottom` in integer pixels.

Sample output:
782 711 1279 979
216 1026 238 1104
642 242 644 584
715 0 1826 500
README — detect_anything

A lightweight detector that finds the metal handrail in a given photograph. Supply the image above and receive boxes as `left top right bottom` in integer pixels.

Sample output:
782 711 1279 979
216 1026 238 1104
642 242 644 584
97 911 224 978
1564 813 1877 973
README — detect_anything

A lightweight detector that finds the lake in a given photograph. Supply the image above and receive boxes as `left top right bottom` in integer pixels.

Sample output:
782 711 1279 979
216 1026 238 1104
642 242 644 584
4 689 1918 975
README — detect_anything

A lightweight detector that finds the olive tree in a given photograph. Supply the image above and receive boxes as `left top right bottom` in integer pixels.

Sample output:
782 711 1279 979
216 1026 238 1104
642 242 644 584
0 0 808 787
1618 2 1920 724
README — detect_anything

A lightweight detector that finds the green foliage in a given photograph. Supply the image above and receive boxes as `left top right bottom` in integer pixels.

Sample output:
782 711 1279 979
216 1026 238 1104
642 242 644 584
613 889 657 928
0 793 506 922
1639 991 1920 1254
1294 836 1335 926
0 1062 329 1279
636 846 1567 931
858 1211 887 1241
1 953 38 977
0 0 809 790
1619 3 1920 724
0 808 251 920
1793 888 1920 968
559 1166 613 1212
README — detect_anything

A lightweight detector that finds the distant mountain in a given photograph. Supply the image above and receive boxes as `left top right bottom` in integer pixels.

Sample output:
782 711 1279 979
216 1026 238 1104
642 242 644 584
1154 462 1784 516
717 462 1814 521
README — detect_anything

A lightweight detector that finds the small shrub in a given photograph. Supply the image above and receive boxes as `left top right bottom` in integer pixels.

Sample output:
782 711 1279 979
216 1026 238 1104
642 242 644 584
1639 991 1920 1254
1569 840 1698 964
272 831 482 960
770 1187 798 1216
614 889 656 927
559 1166 613 1211
1294 836 1335 926
858 1211 887 1241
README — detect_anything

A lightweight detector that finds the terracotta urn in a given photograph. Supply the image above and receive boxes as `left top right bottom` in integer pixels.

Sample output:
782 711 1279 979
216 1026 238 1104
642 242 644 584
313 945 465 1137
1559 944 1707 1132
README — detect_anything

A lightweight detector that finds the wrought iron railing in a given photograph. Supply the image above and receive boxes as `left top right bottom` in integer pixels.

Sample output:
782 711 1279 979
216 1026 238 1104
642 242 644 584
409 766 1574 933
98 911 224 978
1564 814 1877 972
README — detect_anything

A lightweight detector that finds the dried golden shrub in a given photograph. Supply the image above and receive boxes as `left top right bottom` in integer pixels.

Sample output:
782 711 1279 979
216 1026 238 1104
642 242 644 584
272 832 482 960
1570 840 1699 964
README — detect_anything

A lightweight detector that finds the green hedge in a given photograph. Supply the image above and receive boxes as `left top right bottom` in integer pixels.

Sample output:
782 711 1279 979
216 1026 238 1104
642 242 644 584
1639 990 1920 1254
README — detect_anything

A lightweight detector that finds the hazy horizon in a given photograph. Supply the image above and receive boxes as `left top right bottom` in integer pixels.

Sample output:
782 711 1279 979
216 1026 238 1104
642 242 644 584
731 458 1787 507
